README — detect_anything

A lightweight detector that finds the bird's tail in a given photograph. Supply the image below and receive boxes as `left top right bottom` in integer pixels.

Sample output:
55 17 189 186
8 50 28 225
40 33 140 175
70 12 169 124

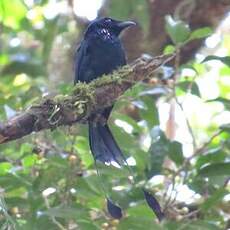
88 121 126 166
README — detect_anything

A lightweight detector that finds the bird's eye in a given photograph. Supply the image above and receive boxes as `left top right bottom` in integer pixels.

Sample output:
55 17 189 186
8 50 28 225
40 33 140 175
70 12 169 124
105 18 112 23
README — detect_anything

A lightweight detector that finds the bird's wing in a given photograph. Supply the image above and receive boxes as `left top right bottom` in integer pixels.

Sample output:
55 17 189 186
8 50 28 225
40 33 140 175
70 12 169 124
74 42 83 84
74 40 94 84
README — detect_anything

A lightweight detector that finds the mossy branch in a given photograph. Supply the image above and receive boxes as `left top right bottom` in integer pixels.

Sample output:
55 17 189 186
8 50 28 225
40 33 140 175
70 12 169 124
0 54 174 144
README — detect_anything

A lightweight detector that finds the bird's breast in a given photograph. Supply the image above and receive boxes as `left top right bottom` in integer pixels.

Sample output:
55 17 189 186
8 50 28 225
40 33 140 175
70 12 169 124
89 37 126 77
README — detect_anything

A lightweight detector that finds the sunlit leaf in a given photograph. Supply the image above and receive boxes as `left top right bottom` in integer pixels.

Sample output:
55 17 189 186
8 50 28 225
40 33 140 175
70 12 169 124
164 45 176 54
202 55 230 67
206 97 230 110
22 155 38 168
177 81 201 97
189 27 213 41
0 0 26 29
165 15 191 45
0 162 12 175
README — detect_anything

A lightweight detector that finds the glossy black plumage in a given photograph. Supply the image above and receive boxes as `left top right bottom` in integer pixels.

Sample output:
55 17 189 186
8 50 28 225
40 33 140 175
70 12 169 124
74 18 135 165
143 189 165 221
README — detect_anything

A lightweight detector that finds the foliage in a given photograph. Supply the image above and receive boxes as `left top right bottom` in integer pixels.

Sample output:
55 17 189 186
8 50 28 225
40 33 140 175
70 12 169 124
0 0 229 229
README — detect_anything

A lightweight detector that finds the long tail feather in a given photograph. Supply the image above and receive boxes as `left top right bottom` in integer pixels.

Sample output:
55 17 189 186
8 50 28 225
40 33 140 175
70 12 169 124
88 121 126 165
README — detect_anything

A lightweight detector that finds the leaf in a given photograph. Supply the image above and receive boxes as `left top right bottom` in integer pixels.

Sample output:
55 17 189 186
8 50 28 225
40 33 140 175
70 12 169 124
206 97 230 110
77 222 100 230
143 190 164 221
139 87 168 97
165 15 191 45
22 154 38 168
201 187 228 211
168 141 184 165
114 113 142 133
173 220 221 230
0 162 12 175
164 45 176 55
0 0 27 29
220 124 230 132
198 162 230 177
195 148 226 169
138 96 159 129
126 203 154 218
118 216 161 230
42 206 88 220
147 127 168 176
4 105 16 119
107 199 123 219
74 136 93 168
202 55 230 67
189 27 213 41
177 81 201 97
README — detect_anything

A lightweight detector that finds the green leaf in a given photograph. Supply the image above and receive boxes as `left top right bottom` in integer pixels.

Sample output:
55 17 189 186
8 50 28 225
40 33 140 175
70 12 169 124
77 221 100 230
202 55 230 67
126 204 154 219
114 113 142 133
220 124 230 132
165 15 191 45
201 187 228 211
189 27 213 41
22 154 38 168
168 141 184 165
0 0 27 29
163 45 176 55
42 206 88 220
118 216 162 230
0 162 12 175
179 220 221 230
138 96 159 129
177 81 201 97
74 136 93 168
206 97 230 110
195 148 226 169
147 127 168 176
198 162 230 177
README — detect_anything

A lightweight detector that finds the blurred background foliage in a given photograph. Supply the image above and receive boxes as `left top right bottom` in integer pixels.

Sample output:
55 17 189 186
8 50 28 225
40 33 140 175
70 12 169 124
0 0 230 229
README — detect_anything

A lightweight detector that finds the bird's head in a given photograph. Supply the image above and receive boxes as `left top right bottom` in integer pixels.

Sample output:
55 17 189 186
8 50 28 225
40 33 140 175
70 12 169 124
84 17 136 38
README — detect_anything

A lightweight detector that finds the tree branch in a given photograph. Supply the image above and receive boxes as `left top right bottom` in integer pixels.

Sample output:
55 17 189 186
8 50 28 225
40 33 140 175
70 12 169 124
0 54 174 144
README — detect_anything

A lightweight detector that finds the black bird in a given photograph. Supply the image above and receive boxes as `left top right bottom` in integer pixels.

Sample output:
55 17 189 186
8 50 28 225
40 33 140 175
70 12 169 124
74 18 136 165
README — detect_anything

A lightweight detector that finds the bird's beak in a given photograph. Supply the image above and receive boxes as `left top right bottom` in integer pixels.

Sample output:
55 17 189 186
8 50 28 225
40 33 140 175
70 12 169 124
117 20 136 31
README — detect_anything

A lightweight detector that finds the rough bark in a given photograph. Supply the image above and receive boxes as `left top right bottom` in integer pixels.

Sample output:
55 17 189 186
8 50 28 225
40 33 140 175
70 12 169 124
0 54 174 144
